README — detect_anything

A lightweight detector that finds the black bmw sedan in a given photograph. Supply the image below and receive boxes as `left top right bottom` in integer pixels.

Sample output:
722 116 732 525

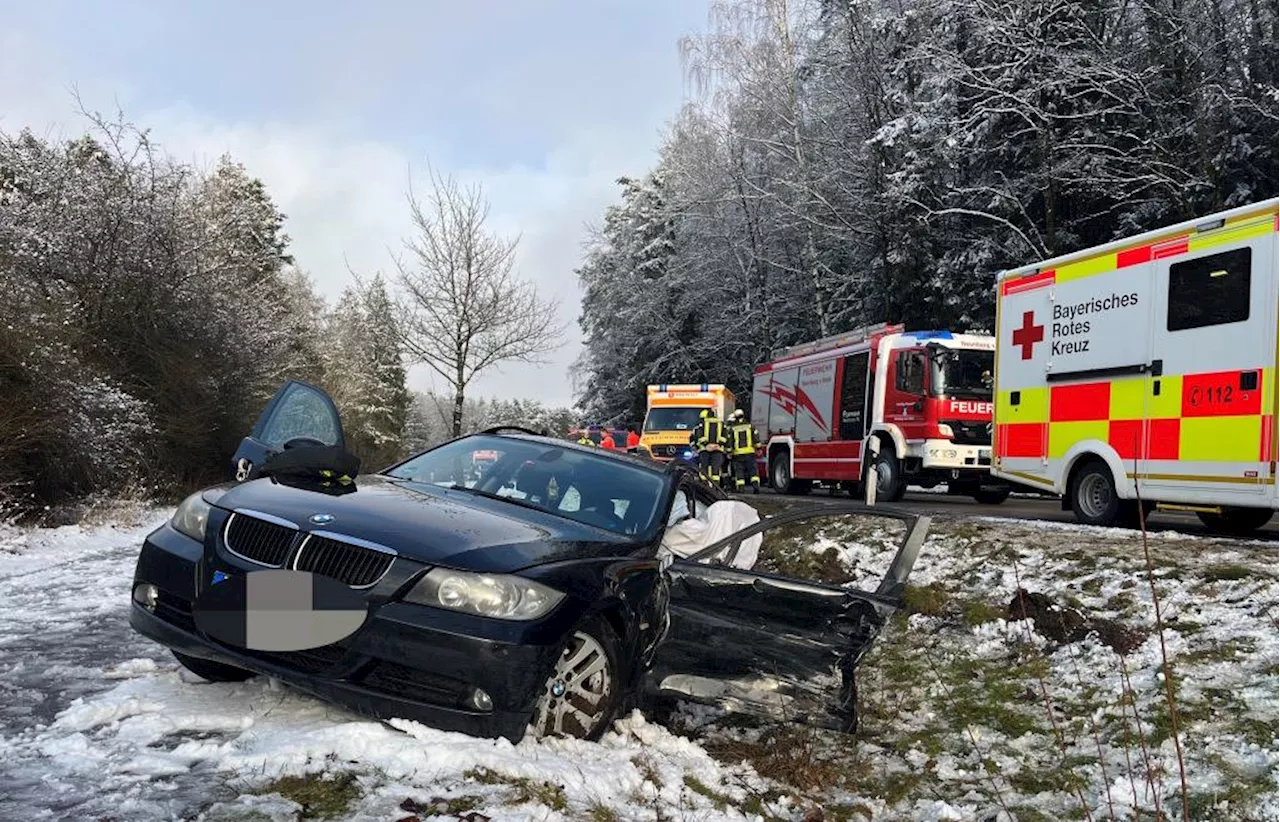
131 380 928 742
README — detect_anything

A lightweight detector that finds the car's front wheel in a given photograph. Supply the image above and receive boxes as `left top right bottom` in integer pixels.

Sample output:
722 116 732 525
531 616 623 741
173 651 255 682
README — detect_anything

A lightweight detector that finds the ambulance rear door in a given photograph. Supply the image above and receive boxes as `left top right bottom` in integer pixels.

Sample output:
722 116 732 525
993 271 1056 488
1145 213 1277 506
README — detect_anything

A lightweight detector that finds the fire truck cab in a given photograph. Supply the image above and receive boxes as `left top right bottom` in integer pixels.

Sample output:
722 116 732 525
752 324 1006 502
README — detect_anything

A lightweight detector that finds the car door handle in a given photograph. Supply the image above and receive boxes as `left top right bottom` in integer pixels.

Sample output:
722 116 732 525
1240 370 1259 391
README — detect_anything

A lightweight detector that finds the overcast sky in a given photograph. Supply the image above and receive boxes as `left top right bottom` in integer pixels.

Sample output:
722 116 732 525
0 0 709 407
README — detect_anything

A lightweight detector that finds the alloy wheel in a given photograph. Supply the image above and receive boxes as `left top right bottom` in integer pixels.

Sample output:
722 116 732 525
532 630 612 739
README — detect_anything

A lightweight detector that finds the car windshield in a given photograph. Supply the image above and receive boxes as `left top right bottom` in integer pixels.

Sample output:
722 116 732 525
385 435 668 537
644 407 705 432
930 347 994 399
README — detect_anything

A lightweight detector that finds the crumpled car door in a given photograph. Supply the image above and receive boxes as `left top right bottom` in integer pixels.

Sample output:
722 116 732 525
231 380 347 481
646 504 928 733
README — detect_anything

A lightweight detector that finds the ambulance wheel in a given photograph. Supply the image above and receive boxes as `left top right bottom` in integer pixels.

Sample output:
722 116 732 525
1069 461 1123 527
770 453 812 495
973 487 1010 505
871 449 906 503
1197 507 1275 536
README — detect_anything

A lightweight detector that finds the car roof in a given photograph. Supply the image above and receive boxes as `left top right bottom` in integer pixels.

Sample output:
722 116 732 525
479 432 670 473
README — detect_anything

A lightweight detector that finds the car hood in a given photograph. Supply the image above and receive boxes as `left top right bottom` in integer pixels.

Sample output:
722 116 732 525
208 474 637 574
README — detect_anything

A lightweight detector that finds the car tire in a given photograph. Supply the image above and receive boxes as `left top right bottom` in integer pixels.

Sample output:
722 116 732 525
870 447 906 503
531 615 624 741
172 651 255 682
1197 507 1275 536
1069 461 1124 527
770 452 812 496
973 487 1010 505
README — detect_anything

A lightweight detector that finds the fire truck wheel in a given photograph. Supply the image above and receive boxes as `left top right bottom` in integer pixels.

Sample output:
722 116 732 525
870 449 906 502
1069 461 1122 526
1196 506 1275 536
770 452 812 495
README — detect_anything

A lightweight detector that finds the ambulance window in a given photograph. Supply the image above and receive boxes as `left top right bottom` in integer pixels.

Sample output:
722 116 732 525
1167 248 1252 331
896 351 926 395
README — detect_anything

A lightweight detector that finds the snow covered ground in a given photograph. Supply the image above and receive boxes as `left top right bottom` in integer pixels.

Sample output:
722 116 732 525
0 506 1274 821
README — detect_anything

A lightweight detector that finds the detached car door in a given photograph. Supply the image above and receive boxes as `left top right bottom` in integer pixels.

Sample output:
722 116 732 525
231 380 347 481
647 504 928 733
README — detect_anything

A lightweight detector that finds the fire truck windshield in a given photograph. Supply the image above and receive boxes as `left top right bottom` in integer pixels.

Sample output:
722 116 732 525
929 347 994 399
643 407 705 432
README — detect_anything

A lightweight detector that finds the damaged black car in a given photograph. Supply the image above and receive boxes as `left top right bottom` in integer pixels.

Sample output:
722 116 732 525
130 379 928 741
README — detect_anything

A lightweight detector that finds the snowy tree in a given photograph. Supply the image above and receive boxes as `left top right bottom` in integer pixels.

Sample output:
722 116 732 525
573 0 1277 416
324 276 410 469
381 166 565 438
0 110 345 513
399 391 578 453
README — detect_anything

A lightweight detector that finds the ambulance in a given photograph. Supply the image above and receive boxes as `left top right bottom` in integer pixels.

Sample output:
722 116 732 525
641 384 736 463
752 324 1006 502
992 198 1278 534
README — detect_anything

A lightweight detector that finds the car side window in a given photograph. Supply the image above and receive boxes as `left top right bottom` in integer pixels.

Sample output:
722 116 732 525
261 383 341 449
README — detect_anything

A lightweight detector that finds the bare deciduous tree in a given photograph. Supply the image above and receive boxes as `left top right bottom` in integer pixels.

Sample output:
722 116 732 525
388 166 565 438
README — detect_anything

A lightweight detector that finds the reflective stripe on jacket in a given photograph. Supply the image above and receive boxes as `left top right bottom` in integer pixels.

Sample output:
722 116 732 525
729 422 758 456
694 417 724 448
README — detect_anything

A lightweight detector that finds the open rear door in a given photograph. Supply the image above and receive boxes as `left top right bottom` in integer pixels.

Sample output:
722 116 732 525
231 380 346 481
647 505 928 732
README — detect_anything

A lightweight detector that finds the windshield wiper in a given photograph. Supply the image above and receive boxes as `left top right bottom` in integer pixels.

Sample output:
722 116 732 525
446 484 554 515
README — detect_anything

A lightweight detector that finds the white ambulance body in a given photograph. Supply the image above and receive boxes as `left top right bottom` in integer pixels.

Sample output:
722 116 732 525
752 324 1006 502
992 198 1278 533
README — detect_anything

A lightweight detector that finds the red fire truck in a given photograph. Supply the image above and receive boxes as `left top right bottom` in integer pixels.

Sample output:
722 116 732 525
751 323 1009 503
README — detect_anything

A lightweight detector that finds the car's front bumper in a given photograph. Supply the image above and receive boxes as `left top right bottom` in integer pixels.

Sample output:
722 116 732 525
129 523 563 741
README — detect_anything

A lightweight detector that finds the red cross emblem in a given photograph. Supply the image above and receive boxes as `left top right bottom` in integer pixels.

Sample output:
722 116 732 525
1012 311 1044 360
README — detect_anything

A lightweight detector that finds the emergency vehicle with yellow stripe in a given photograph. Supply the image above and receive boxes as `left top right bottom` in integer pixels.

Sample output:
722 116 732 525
992 198 1278 534
641 384 736 463
752 324 1008 503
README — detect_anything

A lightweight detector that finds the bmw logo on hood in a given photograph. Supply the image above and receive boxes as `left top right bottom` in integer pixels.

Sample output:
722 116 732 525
309 513 336 525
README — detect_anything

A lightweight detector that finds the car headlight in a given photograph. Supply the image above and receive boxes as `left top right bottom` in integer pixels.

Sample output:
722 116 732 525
404 569 564 620
171 492 212 542
938 424 954 438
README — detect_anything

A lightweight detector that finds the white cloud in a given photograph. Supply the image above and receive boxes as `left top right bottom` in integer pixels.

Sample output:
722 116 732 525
0 30 674 409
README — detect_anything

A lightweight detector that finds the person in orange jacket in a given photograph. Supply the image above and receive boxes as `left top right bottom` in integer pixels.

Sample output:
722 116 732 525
597 425 617 450
625 426 641 450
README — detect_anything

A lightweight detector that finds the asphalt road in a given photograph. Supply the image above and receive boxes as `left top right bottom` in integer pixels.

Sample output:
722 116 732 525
743 486 1280 540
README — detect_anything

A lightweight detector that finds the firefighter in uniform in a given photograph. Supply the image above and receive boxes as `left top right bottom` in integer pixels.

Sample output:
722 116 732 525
727 409 761 493
576 429 596 447
690 409 727 484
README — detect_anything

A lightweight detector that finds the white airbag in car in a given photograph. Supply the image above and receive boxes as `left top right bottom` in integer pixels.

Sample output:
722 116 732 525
659 500 762 570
